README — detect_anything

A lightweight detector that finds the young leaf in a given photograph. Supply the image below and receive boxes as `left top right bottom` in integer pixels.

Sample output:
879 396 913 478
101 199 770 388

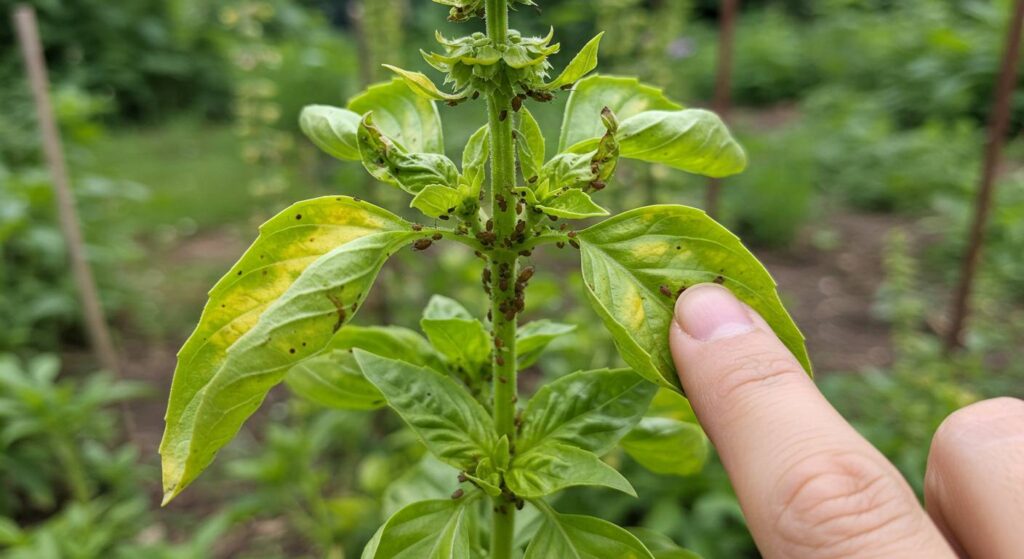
349 79 444 154
621 418 708 477
546 32 604 90
519 368 655 455
516 319 576 369
506 442 635 498
524 504 655 559
420 296 492 377
354 350 496 471
326 325 445 372
578 205 811 390
299 105 362 161
618 110 747 178
358 115 460 194
461 125 490 193
364 497 477 559
411 185 465 219
516 108 546 181
160 197 417 503
383 64 464 102
559 75 681 151
536 189 610 220
285 351 384 410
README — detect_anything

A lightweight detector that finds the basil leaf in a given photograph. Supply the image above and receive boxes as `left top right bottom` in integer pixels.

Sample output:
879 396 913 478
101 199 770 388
364 497 477 559
516 320 575 369
349 79 444 154
383 64 464 102
516 108 546 182
355 350 496 471
547 32 604 90
506 442 635 498
411 185 465 219
628 528 703 559
618 110 747 178
299 105 361 161
461 125 490 194
160 197 416 503
358 115 460 194
326 325 445 372
519 368 655 455
536 189 610 220
525 504 655 559
559 75 681 151
622 418 708 477
383 455 460 516
420 296 491 378
578 205 811 389
285 351 384 410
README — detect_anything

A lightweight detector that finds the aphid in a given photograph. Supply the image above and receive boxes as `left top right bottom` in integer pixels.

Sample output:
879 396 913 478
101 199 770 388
496 355 506 366
411 223 423 231
659 285 673 297
569 239 580 249
499 110 508 121
457 473 468 483
414 239 433 251
511 95 523 112
451 489 465 500
714 275 725 285
591 180 606 191
486 219 494 232
518 250 532 257
518 266 535 283
556 241 565 249
432 233 443 241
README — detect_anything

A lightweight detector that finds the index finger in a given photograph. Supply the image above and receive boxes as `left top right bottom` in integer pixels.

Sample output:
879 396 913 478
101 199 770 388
669 284 953 559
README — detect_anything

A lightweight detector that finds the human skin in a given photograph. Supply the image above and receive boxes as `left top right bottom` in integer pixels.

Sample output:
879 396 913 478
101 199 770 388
669 283 1024 559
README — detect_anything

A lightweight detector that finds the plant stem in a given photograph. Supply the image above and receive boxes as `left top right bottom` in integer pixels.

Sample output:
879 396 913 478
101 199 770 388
485 1 517 558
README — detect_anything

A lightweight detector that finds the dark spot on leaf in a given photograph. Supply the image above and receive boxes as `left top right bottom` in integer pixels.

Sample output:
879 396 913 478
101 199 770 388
295 214 302 220
289 348 296 354
714 275 725 285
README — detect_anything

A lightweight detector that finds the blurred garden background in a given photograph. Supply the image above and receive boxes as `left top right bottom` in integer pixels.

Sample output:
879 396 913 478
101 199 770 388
2 0 1023 557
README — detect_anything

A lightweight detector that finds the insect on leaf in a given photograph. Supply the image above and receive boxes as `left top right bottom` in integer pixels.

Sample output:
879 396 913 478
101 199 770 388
560 75 681 151
160 197 418 504
411 185 466 219
578 205 811 390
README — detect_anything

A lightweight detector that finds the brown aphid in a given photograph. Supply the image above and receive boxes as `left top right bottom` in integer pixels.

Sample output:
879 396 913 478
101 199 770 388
659 285 673 297
432 233 443 241
499 278 510 291
472 91 480 100
496 355 506 366
496 194 508 212
714 275 725 285
515 221 526 234
518 250 533 257
451 489 465 500
486 219 494 232
528 175 539 184
518 266 535 283
591 180 606 191
567 230 577 238
457 473 468 483
499 110 508 121
414 239 433 251
569 239 580 249
411 223 423 231
494 337 504 349
511 95 523 112
556 241 565 249
516 201 524 214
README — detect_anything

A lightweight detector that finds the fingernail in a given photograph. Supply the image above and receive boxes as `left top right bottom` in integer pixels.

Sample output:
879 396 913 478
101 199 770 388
674 284 755 341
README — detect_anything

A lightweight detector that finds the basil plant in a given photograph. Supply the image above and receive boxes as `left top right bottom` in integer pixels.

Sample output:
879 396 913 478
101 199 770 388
160 0 811 557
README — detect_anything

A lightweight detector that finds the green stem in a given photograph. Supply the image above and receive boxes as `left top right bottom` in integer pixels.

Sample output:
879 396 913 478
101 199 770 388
485 2 517 558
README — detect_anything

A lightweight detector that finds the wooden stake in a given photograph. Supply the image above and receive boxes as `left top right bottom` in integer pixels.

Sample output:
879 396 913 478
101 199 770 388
945 0 1024 350
705 0 738 218
13 6 121 375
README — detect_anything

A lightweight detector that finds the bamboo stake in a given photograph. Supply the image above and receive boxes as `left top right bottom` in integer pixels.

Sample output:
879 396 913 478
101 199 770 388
705 0 738 218
13 6 121 374
945 0 1024 350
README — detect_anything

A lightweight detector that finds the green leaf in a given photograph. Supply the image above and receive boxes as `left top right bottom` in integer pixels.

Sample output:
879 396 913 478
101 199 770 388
519 368 655 455
420 296 491 377
559 75 681 151
384 455 461 516
461 125 490 193
365 498 477 559
547 32 604 90
411 185 465 219
285 351 384 410
506 442 635 498
525 504 655 559
578 205 811 390
622 418 708 477
628 529 703 559
160 197 417 503
349 79 444 154
299 105 362 161
326 325 445 372
358 114 460 194
618 110 747 178
537 189 610 220
516 108 546 181
383 64 464 102
516 320 575 369
355 350 496 471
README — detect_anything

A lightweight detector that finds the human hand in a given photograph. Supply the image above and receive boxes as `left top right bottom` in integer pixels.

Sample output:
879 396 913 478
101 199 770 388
669 283 1024 559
